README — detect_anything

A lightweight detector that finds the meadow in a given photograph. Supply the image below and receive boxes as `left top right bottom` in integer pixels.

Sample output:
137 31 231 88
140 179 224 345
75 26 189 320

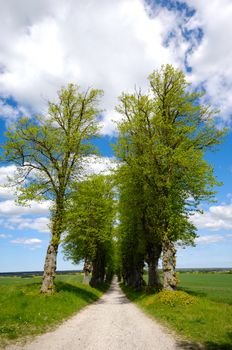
122 272 232 350
1 272 232 349
178 272 232 305
0 273 108 347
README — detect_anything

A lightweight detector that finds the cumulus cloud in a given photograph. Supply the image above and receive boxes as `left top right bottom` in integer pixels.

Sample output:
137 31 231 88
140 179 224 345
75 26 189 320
0 0 178 134
0 199 51 216
0 0 231 133
183 0 232 121
10 237 42 248
0 165 18 199
192 202 232 230
4 216 50 233
0 156 116 235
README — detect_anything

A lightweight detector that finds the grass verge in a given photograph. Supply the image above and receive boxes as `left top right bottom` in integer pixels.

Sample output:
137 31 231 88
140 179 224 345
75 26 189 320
121 283 232 350
0 274 108 347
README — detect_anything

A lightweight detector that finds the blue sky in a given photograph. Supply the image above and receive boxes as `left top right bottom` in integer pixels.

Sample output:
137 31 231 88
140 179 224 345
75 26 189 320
0 0 232 272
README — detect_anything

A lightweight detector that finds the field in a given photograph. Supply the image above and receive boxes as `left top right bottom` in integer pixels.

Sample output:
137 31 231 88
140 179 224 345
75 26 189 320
0 273 108 347
178 272 232 305
122 272 232 350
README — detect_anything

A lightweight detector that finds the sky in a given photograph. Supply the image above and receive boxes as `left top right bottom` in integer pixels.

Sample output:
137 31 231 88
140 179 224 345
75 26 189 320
0 0 232 272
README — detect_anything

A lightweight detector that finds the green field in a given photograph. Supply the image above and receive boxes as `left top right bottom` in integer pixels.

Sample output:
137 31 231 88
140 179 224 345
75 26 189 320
178 272 232 305
122 272 232 350
0 273 108 347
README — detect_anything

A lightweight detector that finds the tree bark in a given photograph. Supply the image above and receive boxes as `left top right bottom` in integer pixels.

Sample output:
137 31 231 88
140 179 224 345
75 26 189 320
40 243 58 294
147 244 162 288
125 259 145 289
41 196 64 294
83 260 92 285
162 240 177 291
90 250 105 287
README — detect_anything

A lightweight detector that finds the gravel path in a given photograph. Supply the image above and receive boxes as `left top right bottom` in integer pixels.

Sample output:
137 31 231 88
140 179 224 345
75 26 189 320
7 279 182 350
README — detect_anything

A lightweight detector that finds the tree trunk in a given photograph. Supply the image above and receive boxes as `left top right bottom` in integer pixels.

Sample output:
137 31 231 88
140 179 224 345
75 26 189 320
41 196 64 294
148 260 159 287
126 259 145 289
40 243 58 294
83 260 92 285
162 240 177 291
90 250 105 287
147 244 162 288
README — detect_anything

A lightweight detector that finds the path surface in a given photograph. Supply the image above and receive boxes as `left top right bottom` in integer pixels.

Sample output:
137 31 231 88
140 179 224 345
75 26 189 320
7 279 182 350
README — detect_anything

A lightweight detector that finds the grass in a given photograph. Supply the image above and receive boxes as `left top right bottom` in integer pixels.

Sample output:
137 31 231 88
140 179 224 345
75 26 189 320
0 273 108 347
178 272 232 305
122 273 232 350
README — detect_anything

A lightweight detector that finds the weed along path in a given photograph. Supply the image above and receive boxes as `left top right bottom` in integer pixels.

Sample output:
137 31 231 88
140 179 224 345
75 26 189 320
7 279 180 350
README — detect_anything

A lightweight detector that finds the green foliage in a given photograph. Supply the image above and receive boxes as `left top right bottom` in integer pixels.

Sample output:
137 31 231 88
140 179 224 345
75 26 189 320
115 65 226 288
62 174 115 268
2 84 103 291
116 166 146 284
115 64 225 246
0 274 108 346
3 84 102 204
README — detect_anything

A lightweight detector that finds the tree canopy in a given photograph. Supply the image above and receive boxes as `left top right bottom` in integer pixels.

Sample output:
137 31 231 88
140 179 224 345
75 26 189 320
63 174 116 286
3 83 103 293
115 64 226 289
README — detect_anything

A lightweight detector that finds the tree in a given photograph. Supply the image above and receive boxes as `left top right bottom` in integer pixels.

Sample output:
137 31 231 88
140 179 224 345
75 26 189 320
62 174 115 287
3 84 102 293
115 65 225 290
116 165 146 288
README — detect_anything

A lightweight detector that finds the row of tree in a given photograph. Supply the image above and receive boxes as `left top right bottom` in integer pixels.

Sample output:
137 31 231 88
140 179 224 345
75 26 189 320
3 65 225 293
114 65 224 290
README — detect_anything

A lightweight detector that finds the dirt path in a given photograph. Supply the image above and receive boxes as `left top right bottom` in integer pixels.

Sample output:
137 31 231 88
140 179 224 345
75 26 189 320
7 279 182 350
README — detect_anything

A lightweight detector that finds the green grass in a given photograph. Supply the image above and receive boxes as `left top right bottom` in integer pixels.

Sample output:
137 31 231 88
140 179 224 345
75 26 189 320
0 274 108 347
122 273 232 350
178 272 232 305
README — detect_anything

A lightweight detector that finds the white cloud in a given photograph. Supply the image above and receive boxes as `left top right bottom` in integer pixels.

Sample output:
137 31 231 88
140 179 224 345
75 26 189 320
0 165 18 199
17 217 50 233
0 0 178 134
0 1 231 133
83 156 118 176
0 100 28 123
0 233 12 238
10 237 42 248
183 0 232 121
192 202 232 230
195 232 232 245
0 156 116 235
195 234 224 244
0 199 51 216
4 216 50 233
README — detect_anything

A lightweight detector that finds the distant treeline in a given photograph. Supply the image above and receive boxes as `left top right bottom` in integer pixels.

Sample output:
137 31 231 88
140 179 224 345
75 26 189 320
0 268 231 277
0 270 82 277
176 268 232 273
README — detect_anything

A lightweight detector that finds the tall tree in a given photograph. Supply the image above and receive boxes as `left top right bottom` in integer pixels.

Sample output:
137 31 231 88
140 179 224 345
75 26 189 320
3 84 102 293
116 165 146 288
115 65 225 290
62 174 115 287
